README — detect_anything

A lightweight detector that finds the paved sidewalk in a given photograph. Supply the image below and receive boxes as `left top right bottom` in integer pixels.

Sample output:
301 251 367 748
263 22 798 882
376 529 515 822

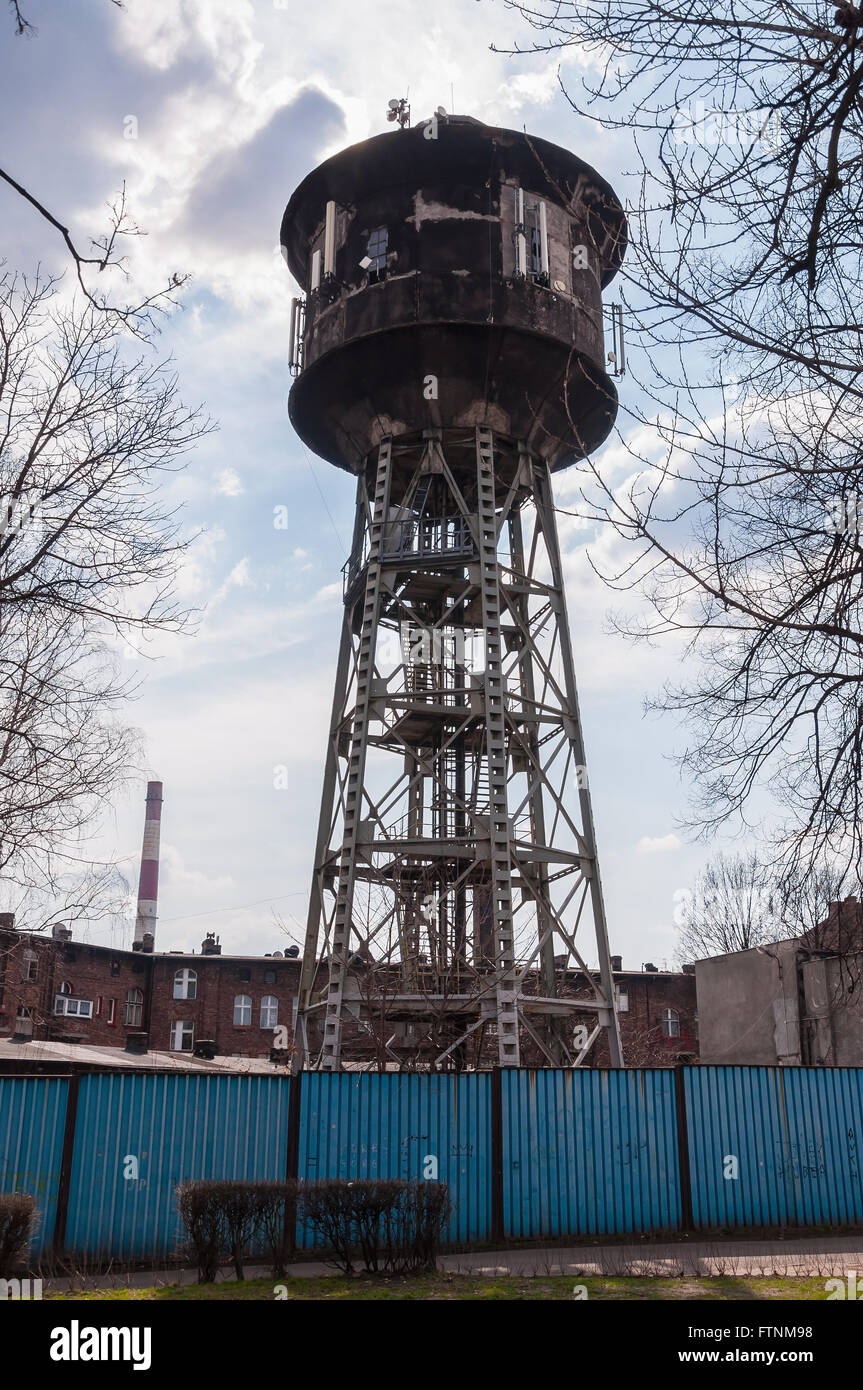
44 1234 863 1293
440 1234 863 1278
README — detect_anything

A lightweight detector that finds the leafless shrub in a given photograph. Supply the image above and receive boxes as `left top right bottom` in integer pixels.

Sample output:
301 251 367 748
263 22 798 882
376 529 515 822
175 1182 230 1285
0 1192 36 1277
299 1179 451 1275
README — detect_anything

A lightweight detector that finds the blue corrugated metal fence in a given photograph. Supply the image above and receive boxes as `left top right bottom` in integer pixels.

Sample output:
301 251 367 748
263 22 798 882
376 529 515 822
685 1066 863 1229
0 1076 68 1256
3 1065 863 1262
65 1073 292 1259
297 1071 491 1244
501 1068 681 1237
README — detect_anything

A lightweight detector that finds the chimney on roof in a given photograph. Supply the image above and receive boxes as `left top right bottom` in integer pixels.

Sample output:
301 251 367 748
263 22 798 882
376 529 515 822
51 922 72 941
610 954 622 971
201 933 221 956
133 781 163 954
0 912 14 930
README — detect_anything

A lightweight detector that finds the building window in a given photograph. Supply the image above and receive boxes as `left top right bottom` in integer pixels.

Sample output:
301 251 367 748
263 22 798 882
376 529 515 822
173 968 197 1001
14 1007 33 1038
260 996 278 1029
54 995 93 1019
125 988 143 1027
170 1020 194 1052
364 226 388 282
59 980 73 995
264 969 277 985
662 1007 680 1039
107 999 116 1025
21 950 38 983
615 988 629 1014
233 994 252 1027
237 968 251 983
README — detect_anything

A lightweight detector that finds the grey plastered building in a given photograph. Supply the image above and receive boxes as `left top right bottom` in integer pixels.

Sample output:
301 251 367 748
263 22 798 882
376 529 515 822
695 896 863 1065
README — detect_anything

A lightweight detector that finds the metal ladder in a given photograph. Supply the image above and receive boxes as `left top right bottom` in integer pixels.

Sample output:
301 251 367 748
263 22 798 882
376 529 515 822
476 427 520 1065
411 471 434 517
321 437 392 1069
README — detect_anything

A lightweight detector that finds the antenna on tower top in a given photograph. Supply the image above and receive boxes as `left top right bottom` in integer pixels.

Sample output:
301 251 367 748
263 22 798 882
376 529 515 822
386 96 410 129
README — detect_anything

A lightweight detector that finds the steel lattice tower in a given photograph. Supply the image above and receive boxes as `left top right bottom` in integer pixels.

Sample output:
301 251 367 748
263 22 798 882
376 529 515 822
281 112 627 1070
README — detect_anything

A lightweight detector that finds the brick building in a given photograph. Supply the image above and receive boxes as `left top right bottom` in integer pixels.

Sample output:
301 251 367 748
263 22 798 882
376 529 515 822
0 916 697 1066
576 960 698 1066
147 946 300 1057
0 917 301 1061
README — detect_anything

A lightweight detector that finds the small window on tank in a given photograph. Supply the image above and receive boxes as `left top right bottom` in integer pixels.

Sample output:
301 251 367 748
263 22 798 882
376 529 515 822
528 201 550 287
364 226 389 283
512 190 550 287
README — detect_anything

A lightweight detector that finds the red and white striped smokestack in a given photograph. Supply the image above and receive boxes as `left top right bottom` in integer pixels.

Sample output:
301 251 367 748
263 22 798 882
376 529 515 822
134 781 163 952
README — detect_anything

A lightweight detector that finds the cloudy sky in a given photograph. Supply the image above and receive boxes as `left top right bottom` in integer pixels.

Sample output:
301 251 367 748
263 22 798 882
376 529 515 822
0 0 741 967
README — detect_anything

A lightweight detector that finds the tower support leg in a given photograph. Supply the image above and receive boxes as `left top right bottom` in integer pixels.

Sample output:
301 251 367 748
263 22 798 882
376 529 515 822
476 427 520 1066
531 456 624 1068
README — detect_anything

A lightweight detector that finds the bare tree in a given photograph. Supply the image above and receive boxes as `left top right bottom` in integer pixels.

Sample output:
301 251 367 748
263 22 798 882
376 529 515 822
4 0 187 329
0 271 210 902
675 849 847 961
10 1 123 38
496 1 863 887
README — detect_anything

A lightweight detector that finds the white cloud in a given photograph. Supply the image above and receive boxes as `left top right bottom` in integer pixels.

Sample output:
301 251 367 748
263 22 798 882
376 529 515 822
215 468 244 497
313 582 341 603
636 834 682 854
210 556 253 605
159 842 234 896
291 547 313 571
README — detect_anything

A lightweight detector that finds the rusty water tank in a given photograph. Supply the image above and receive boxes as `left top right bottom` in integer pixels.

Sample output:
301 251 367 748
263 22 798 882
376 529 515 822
280 114 626 472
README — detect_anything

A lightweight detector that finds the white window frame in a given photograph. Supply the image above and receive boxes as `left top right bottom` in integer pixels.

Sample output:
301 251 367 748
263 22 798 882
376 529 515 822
54 995 93 1019
233 994 252 1027
364 225 389 282
526 199 550 285
260 995 278 1029
173 968 197 1001
662 1007 680 1039
615 987 629 1014
107 998 116 1026
21 950 38 983
14 1007 34 1038
170 1020 194 1052
125 988 143 1027
514 187 526 278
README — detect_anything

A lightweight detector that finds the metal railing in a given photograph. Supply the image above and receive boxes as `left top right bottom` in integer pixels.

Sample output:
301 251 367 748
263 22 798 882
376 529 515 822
342 515 476 602
382 515 474 562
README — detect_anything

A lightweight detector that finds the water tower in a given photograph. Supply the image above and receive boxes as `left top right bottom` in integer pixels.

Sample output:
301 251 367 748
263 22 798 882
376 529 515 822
282 109 626 1070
